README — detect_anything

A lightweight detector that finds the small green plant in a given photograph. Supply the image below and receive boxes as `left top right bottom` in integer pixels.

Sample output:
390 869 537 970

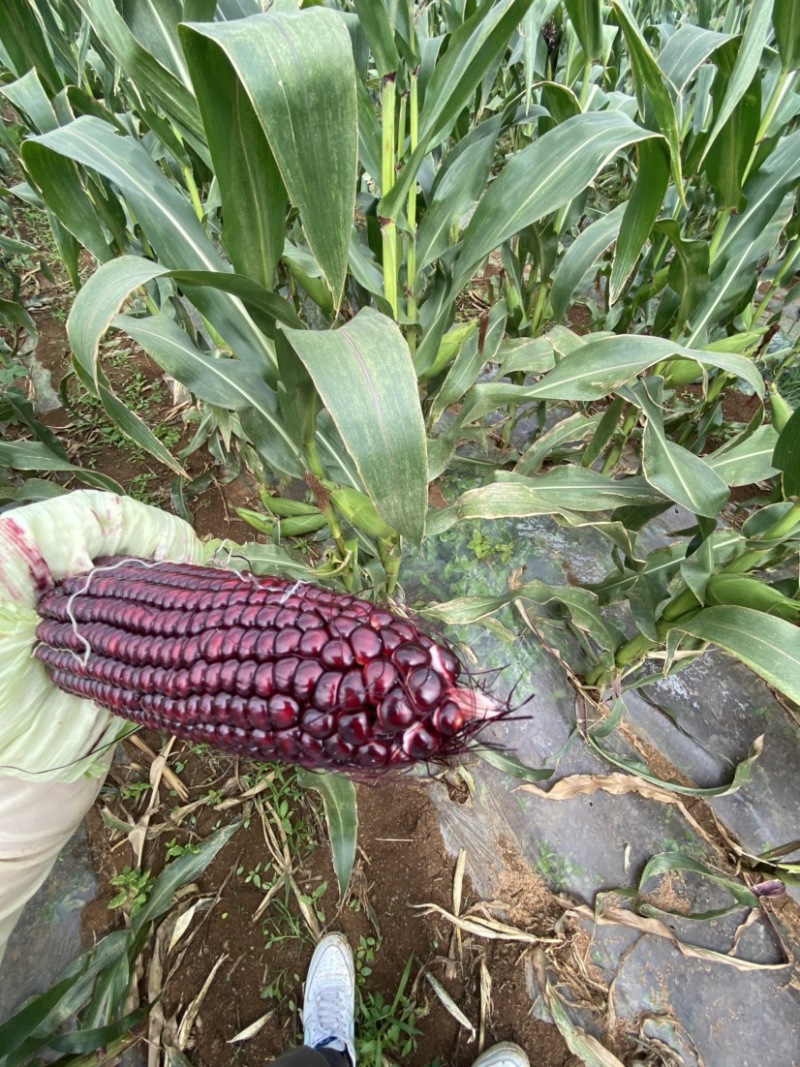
164 838 201 860
107 865 155 913
355 953 423 1066
467 527 514 564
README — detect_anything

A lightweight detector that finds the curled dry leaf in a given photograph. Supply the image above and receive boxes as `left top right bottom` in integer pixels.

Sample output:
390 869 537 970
414 902 561 945
569 904 789 971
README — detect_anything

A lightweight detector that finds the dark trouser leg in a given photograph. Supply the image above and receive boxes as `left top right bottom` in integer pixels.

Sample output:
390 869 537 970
265 1045 349 1067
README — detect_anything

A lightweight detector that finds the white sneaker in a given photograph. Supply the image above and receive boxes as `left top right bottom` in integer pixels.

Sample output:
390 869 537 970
471 1042 530 1067
302 932 356 1066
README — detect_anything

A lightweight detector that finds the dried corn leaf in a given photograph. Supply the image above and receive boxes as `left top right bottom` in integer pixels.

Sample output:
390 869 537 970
424 971 475 1038
129 734 188 800
415 903 560 944
518 771 733 854
227 1008 274 1043
571 904 788 971
169 899 210 954
177 952 228 1049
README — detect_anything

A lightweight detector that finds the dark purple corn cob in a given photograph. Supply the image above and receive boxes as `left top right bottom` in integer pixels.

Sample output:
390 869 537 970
33 558 501 773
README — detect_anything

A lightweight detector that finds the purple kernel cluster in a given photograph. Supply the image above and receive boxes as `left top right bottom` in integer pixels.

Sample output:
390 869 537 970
33 558 493 773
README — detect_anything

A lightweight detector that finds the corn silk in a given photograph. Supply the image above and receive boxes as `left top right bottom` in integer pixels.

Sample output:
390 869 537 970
0 490 203 964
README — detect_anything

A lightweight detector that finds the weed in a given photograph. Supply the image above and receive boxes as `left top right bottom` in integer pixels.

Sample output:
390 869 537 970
355 951 423 1065
164 838 201 860
108 866 154 913
467 526 514 564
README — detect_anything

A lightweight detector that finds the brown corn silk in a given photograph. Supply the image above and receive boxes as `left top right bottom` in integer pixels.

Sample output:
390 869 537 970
34 558 501 773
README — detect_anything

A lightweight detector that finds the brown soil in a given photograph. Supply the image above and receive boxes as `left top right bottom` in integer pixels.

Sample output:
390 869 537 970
83 738 582 1067
4 260 590 1065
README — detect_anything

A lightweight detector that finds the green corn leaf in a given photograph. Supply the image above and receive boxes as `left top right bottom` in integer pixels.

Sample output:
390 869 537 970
635 387 729 517
380 0 537 221
0 439 123 493
281 308 428 544
686 127 800 343
550 204 625 321
637 852 759 915
772 404 800 497
516 412 603 476
428 300 507 427
452 111 662 296
0 0 62 95
517 335 764 401
706 424 779 486
700 0 775 163
705 574 800 620
564 0 603 61
587 732 763 798
297 769 358 901
773 0 800 71
23 118 275 369
0 69 59 135
654 220 710 329
658 24 732 96
131 822 239 937
180 24 286 292
113 313 303 477
609 140 669 305
673 606 800 705
180 9 357 309
705 68 761 211
642 424 729 517
416 117 500 273
444 471 663 527
353 0 399 76
424 580 623 651
474 747 554 783
74 0 203 139
113 0 191 83
609 0 683 196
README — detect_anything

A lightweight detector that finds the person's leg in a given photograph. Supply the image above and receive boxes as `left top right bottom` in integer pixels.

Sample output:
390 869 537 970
0 772 105 966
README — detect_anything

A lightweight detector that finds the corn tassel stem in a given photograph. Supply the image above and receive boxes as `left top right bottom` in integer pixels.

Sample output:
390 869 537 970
381 73 399 319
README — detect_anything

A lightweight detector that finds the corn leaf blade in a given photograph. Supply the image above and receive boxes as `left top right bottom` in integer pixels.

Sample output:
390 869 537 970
181 9 357 309
281 308 427 544
297 770 357 902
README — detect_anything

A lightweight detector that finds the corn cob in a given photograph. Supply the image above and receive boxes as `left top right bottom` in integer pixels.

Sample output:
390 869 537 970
33 557 501 773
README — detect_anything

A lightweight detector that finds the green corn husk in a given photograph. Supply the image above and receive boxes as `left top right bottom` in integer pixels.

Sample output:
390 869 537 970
705 573 800 621
329 486 395 539
257 490 320 518
768 382 794 433
237 507 328 537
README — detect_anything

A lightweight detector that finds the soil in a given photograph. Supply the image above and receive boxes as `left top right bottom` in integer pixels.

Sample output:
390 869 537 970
4 259 591 1065
83 736 582 1067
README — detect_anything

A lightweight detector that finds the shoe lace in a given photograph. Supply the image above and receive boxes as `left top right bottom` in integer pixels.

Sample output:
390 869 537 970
312 985 347 1040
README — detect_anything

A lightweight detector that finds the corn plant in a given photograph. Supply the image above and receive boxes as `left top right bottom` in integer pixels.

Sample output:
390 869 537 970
1 0 800 698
